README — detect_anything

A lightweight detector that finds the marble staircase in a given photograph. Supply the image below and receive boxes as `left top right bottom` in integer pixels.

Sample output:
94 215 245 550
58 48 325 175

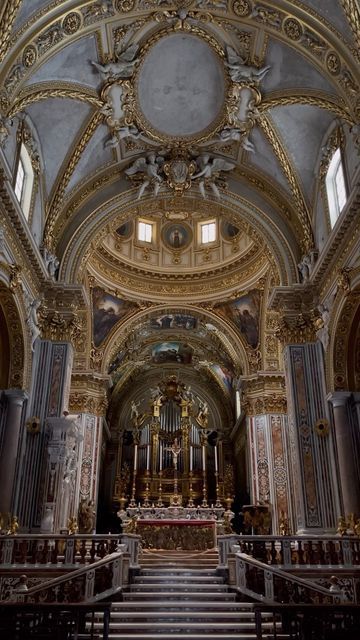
91 550 287 639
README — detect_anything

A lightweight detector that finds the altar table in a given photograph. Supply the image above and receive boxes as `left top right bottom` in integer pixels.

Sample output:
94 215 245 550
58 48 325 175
135 519 216 550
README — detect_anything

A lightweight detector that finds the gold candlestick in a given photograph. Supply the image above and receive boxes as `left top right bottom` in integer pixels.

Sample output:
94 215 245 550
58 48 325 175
202 470 208 507
215 471 222 508
188 472 195 507
157 471 163 507
143 470 150 507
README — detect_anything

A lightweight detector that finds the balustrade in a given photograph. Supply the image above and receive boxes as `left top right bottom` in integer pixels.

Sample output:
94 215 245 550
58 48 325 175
0 533 140 568
217 534 360 570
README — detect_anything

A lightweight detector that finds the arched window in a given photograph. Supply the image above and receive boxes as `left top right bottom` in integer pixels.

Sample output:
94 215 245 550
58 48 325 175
325 147 347 228
14 144 34 220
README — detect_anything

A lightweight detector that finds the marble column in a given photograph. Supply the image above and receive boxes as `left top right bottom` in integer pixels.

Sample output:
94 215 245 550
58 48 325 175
0 389 27 513
328 392 360 517
285 342 340 533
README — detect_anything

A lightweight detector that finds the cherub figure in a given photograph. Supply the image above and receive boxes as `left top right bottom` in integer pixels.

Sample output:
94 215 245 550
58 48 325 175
225 46 271 83
125 153 165 199
91 43 139 80
192 154 235 199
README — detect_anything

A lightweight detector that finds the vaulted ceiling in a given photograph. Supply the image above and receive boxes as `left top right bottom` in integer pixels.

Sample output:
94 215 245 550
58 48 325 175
1 0 358 432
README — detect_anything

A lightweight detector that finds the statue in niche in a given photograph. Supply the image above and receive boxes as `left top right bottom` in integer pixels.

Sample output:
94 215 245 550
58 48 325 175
91 43 139 80
125 153 165 199
225 46 271 83
191 154 235 199
42 247 59 279
27 298 41 351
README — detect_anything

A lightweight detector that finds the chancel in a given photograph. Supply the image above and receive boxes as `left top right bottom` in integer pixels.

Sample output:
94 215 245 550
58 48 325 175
0 0 360 638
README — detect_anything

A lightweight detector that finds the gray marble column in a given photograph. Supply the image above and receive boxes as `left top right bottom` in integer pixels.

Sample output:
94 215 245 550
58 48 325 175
0 389 28 513
328 392 360 517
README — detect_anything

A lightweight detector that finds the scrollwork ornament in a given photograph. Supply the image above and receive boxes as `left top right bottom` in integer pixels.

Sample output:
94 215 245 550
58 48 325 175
62 12 82 35
283 17 303 41
22 45 38 68
232 0 252 16
115 0 136 11
326 52 341 76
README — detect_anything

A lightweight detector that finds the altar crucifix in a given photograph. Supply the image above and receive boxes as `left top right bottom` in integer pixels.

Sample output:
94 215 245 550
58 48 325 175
165 437 182 470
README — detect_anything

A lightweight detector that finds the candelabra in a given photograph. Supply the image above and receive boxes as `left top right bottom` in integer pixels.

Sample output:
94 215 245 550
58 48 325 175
156 471 163 507
187 471 195 507
201 470 208 507
143 470 150 507
129 469 137 507
215 471 222 508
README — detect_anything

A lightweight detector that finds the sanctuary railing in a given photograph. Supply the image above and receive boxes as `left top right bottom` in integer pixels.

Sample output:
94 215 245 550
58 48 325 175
217 534 360 570
0 532 140 568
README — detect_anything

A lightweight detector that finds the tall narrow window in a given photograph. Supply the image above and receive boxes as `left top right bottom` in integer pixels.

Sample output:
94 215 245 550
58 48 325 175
325 147 347 228
138 221 152 243
201 221 216 244
14 158 25 203
14 144 34 220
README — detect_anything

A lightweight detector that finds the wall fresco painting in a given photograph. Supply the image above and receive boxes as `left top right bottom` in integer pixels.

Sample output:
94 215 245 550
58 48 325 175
215 290 260 348
211 363 233 393
149 313 197 330
152 342 193 364
92 287 136 347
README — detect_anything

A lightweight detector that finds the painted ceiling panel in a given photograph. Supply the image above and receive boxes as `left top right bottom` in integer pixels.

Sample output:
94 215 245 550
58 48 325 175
261 38 338 96
24 35 101 91
25 98 92 195
247 127 291 195
65 123 114 193
296 0 354 41
269 104 334 203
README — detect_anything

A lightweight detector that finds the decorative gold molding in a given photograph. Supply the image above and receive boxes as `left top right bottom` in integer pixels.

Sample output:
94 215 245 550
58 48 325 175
258 114 313 252
260 94 354 124
0 283 25 388
275 313 317 344
38 307 85 350
0 0 22 64
340 0 360 55
6 88 102 119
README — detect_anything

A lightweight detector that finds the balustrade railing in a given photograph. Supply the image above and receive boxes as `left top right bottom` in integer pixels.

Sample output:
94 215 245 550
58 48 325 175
235 552 337 605
10 552 123 604
217 534 360 570
0 533 141 567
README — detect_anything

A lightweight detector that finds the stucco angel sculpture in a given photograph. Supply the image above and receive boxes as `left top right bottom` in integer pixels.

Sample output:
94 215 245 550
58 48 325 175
192 154 235 199
91 43 139 80
225 46 270 83
125 153 165 199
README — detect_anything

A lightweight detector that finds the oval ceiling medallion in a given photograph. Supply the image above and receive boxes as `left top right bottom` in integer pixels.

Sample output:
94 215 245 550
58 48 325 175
135 33 226 141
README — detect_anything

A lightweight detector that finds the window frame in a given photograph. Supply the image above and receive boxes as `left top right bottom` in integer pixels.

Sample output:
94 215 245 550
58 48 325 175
137 220 153 244
14 143 34 220
200 220 217 245
325 147 347 229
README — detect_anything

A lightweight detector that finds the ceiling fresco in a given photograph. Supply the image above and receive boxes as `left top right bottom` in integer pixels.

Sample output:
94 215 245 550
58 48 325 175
1 0 359 435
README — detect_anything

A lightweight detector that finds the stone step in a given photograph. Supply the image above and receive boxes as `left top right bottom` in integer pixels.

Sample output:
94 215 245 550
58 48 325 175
111 602 250 611
93 621 279 631
141 568 218 576
133 575 224 583
108 611 256 621
102 630 260 640
123 591 237 601
130 583 230 592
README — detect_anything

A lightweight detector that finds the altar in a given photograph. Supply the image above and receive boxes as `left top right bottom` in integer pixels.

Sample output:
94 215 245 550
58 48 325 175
118 506 231 550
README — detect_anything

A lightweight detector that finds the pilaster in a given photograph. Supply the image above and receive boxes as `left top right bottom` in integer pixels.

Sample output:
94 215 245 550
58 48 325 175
0 388 28 513
285 342 340 533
